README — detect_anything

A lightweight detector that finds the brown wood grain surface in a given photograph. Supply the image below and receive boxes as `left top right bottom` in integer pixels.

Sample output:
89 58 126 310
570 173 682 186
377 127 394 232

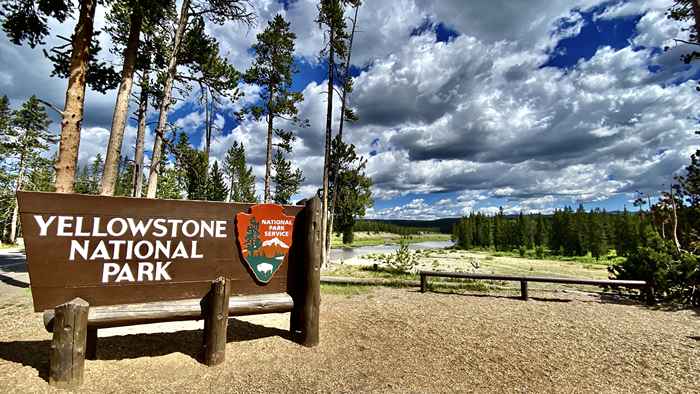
18 191 304 311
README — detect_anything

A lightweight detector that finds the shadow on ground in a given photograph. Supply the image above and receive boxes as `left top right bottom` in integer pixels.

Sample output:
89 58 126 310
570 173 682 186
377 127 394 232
0 318 289 383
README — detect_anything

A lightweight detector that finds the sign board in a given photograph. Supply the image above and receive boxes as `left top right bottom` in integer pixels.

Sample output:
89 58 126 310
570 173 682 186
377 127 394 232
17 191 304 311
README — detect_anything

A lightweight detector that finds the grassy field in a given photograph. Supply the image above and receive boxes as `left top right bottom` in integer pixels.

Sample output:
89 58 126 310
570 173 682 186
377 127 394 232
330 231 451 247
325 247 628 295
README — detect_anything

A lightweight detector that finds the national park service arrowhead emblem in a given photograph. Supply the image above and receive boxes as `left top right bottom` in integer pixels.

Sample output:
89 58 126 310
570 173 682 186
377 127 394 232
236 204 295 283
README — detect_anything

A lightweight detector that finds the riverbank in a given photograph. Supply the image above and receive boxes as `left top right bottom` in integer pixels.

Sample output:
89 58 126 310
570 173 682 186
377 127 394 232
330 231 451 248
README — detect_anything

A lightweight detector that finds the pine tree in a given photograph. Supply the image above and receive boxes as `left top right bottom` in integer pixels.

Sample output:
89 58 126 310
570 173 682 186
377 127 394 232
328 136 372 243
173 133 208 200
146 0 253 198
2 96 54 243
1 0 121 192
271 150 304 204
223 141 256 203
101 0 173 195
207 161 228 201
242 15 304 202
246 217 262 256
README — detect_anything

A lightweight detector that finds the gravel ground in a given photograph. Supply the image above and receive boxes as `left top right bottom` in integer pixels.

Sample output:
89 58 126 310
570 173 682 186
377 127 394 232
0 288 697 393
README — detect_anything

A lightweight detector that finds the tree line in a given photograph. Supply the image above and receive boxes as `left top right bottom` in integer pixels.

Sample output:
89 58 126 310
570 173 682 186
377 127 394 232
0 0 373 251
353 220 441 238
453 206 648 259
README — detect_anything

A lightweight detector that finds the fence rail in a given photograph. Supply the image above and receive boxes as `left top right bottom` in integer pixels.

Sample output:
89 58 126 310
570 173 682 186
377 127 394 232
419 271 647 300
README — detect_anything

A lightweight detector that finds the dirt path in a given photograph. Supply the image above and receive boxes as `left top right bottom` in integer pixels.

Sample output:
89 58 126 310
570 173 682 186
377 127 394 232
0 287 697 393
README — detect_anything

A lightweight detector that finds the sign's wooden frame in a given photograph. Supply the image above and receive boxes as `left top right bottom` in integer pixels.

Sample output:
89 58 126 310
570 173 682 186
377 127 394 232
18 192 321 389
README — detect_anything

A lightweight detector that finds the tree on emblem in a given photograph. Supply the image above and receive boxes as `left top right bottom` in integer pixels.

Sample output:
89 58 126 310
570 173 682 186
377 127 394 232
246 217 262 256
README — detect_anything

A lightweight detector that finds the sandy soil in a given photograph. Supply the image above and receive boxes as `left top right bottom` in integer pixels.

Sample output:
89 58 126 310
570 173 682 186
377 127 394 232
0 286 698 393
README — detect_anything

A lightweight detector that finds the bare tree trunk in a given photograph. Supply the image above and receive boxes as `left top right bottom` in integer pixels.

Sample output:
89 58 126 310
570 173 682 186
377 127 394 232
203 88 212 161
132 72 149 197
145 0 190 198
321 27 335 267
692 0 700 38
670 185 681 253
54 0 97 193
101 7 143 196
9 153 25 243
264 89 274 203
327 4 359 257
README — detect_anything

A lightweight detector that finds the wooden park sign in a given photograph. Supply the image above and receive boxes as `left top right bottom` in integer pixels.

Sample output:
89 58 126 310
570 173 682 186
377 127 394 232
17 191 321 388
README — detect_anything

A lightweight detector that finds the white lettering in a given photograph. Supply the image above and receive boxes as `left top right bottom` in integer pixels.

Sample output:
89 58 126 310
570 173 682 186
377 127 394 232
115 264 135 282
137 262 154 281
134 240 154 259
34 215 56 236
102 263 120 283
126 218 153 237
74 216 90 236
155 261 172 280
107 218 128 237
216 221 227 238
191 241 203 259
152 218 167 237
90 241 110 260
91 217 107 237
182 220 198 237
171 242 188 259
69 240 89 261
57 216 73 236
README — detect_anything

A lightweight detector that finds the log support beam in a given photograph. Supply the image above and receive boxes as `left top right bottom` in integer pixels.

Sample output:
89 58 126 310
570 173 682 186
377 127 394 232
49 298 89 389
290 196 321 347
201 276 230 366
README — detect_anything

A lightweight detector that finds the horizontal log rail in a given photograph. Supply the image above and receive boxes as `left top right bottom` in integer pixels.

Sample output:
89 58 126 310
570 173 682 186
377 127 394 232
44 292 294 331
419 271 647 300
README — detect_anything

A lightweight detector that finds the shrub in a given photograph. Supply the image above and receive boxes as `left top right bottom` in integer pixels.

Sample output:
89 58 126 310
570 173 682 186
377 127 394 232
609 230 699 305
518 246 526 257
535 246 545 259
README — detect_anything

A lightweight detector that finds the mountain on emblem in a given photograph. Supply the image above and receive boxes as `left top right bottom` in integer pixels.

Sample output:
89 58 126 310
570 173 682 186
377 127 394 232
235 204 295 283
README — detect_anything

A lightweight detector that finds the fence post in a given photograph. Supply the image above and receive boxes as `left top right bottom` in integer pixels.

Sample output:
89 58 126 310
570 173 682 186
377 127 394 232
520 281 528 301
201 276 230 366
420 273 427 293
49 297 89 389
290 196 321 347
86 328 97 360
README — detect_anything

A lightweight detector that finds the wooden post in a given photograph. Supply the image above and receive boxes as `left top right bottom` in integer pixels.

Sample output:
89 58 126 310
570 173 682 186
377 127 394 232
201 276 230 366
49 297 89 389
290 196 321 347
420 273 427 293
86 328 97 360
520 281 528 301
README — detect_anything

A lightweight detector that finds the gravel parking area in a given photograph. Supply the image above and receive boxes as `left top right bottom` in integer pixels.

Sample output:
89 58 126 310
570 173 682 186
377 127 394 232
0 287 697 393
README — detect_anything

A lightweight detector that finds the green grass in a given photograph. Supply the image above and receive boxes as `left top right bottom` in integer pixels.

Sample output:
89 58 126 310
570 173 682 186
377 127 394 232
320 283 373 296
0 243 20 250
331 231 451 248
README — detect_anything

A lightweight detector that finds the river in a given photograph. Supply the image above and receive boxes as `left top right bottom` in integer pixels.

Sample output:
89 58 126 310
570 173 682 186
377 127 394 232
329 240 454 261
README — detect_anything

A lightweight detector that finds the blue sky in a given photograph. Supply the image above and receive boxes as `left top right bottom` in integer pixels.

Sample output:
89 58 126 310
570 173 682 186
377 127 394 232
1 0 699 219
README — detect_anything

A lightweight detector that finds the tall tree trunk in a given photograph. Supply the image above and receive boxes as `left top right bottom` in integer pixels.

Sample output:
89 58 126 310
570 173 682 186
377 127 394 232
327 4 359 256
145 0 190 198
670 185 681 253
54 0 97 193
321 27 335 267
203 88 212 161
132 72 149 197
101 7 143 196
264 88 274 203
691 0 700 39
9 153 25 244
